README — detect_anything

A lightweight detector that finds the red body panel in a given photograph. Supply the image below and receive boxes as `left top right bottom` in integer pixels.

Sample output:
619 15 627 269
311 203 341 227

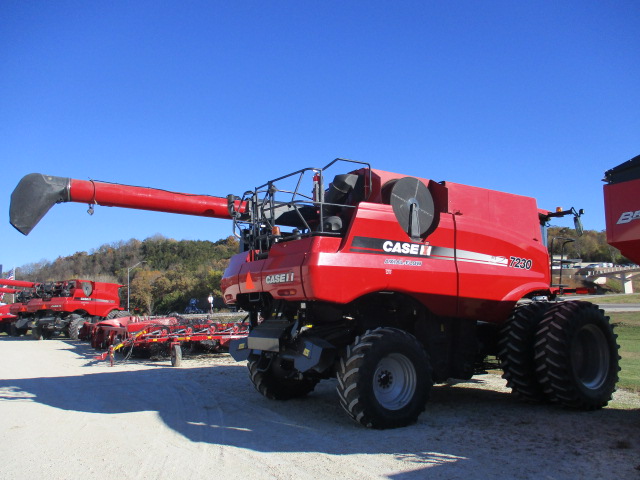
222 171 551 323
0 304 17 324
24 280 123 318
604 178 640 264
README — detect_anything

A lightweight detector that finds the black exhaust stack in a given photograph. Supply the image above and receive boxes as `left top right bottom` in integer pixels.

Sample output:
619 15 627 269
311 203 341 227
10 173 71 235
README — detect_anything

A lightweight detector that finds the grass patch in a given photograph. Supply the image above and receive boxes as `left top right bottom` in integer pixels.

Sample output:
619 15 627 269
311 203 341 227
594 293 640 304
610 312 640 393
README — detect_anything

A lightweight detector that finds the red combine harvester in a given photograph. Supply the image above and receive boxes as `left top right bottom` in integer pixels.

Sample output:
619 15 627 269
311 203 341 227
10 159 620 428
0 277 126 339
604 154 640 264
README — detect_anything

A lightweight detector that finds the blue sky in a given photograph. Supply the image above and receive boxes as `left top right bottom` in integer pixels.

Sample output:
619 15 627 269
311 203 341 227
1 1 639 273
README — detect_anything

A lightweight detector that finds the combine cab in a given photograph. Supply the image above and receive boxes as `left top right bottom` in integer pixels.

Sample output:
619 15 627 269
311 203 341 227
604 154 640 264
10 158 621 428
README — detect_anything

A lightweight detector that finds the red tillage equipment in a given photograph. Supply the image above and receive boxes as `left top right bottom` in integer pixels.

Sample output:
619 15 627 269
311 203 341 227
92 315 249 366
10 158 622 428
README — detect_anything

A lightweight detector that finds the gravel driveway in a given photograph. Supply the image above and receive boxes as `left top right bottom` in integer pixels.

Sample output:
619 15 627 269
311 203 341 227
1 337 638 480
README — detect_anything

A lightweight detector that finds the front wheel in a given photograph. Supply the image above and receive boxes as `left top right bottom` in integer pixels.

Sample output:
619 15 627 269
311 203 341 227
67 315 85 341
10 323 20 337
32 326 43 341
248 355 319 400
534 301 620 409
336 327 432 429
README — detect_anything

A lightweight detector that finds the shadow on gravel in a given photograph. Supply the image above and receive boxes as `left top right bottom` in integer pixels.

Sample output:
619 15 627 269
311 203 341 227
1 336 639 479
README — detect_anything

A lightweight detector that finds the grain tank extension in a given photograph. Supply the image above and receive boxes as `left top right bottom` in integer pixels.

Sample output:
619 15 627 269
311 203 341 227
10 158 620 428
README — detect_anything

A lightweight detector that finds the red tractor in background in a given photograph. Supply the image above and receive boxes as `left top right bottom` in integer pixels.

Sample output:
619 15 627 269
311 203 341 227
10 158 620 428
604 154 640 265
0 277 126 339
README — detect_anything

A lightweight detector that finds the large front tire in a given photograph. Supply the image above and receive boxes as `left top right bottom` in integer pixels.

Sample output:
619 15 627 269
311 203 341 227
499 302 550 402
534 301 620 409
10 323 20 337
32 326 43 341
67 315 85 341
248 355 319 400
336 327 431 429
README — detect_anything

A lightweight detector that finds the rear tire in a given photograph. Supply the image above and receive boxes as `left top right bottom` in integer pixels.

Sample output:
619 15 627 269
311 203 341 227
106 310 130 320
248 355 319 400
336 327 431 429
499 302 550 402
534 301 620 409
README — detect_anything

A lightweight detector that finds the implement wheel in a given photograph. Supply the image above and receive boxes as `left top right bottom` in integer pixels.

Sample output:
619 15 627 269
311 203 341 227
248 354 319 400
499 302 550 402
337 327 431 429
534 301 620 409
170 344 182 367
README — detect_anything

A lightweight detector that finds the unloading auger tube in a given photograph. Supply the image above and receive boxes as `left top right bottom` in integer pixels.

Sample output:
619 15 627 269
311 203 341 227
0 279 36 288
10 173 246 235
0 287 20 294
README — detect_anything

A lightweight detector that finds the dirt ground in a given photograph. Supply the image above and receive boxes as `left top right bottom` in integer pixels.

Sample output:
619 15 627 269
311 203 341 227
1 336 639 480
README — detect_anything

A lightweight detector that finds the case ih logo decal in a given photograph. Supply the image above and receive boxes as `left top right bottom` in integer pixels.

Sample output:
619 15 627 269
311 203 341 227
617 210 640 224
350 236 511 268
350 237 432 257
265 272 295 284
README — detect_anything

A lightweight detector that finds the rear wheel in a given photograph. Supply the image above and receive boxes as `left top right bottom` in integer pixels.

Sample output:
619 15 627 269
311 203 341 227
336 327 431 429
248 354 319 400
106 310 130 320
534 301 620 409
10 323 19 337
499 302 550 402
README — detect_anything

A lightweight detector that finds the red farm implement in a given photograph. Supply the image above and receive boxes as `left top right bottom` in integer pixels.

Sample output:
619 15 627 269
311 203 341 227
92 313 249 366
